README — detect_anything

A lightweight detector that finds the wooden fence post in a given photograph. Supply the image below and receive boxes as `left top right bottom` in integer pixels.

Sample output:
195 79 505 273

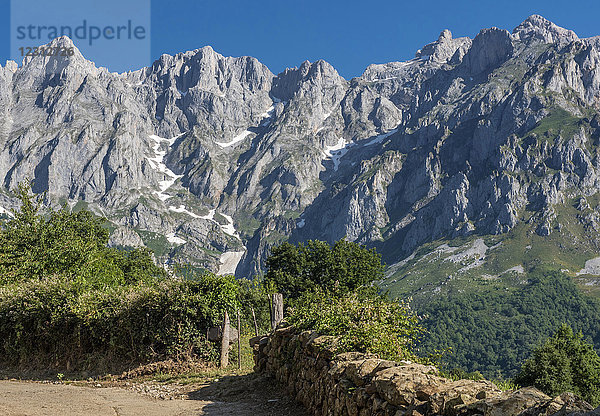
237 309 242 370
251 307 259 336
271 293 283 330
220 310 230 368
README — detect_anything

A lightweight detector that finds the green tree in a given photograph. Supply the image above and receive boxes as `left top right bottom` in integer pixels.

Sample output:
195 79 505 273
265 239 384 300
515 324 600 405
237 276 273 334
0 182 166 286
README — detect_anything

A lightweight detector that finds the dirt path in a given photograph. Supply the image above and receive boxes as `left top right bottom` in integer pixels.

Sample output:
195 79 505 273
0 374 307 416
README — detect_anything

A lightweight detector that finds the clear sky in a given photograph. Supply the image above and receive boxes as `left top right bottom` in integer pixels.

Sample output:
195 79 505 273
1 0 599 79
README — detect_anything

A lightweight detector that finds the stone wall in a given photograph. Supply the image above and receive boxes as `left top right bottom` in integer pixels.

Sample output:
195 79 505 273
251 325 597 416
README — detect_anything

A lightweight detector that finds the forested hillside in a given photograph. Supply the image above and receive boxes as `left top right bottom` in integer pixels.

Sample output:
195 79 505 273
418 270 600 378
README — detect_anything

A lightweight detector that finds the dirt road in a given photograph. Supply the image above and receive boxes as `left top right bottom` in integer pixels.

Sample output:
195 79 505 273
0 374 307 416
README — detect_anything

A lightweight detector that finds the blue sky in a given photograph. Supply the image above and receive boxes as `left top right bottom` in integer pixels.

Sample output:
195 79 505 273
1 0 599 79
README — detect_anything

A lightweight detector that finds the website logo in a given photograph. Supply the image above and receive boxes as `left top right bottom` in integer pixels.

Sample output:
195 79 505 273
10 0 151 74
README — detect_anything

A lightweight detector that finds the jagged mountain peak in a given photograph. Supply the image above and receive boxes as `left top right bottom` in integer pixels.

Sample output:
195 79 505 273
513 14 579 44
49 35 76 48
271 59 346 102
149 45 273 79
439 29 452 41
1 60 18 74
415 28 471 64
278 59 342 81
462 27 514 74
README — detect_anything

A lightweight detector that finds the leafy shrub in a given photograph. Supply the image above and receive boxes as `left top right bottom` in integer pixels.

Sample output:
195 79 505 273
439 368 520 391
265 240 384 301
440 368 484 381
493 379 521 392
288 290 423 361
0 273 240 371
515 324 600 405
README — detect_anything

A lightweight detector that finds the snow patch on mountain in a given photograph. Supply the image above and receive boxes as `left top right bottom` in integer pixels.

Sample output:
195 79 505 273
217 251 245 275
363 128 398 146
168 204 201 218
215 130 254 148
323 138 349 171
166 232 187 245
259 97 281 124
184 207 242 241
216 99 281 146
220 213 240 239
322 127 400 171
147 134 184 201
199 209 216 221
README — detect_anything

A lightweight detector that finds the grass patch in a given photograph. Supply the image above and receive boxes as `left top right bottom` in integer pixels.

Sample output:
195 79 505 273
522 107 584 143
136 229 171 257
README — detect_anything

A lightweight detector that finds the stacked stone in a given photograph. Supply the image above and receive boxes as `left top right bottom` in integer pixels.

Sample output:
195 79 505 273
251 325 597 416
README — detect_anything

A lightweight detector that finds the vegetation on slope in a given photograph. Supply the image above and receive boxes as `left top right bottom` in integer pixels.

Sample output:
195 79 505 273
418 269 600 379
289 290 423 362
516 324 600 406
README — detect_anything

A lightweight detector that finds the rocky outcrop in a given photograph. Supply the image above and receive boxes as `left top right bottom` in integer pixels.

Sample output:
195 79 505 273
513 15 579 45
108 226 144 248
252 326 597 416
463 28 514 75
416 30 472 64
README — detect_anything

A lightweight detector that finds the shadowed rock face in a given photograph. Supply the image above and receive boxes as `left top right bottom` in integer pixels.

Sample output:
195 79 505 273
2 16 600 276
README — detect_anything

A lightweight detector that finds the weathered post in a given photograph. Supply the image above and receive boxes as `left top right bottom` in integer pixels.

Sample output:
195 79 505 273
251 307 259 337
220 310 230 368
237 309 242 370
271 293 283 330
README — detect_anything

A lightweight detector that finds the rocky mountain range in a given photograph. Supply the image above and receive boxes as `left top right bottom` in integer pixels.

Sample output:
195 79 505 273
2 15 600 283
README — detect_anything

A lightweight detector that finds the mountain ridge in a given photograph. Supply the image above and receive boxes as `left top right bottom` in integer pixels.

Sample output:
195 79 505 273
1 15 600 282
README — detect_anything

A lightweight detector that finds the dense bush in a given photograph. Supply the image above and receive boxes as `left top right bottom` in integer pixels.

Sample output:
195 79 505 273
418 270 600 378
515 325 600 405
265 239 384 300
0 272 240 371
265 239 425 361
288 290 424 361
